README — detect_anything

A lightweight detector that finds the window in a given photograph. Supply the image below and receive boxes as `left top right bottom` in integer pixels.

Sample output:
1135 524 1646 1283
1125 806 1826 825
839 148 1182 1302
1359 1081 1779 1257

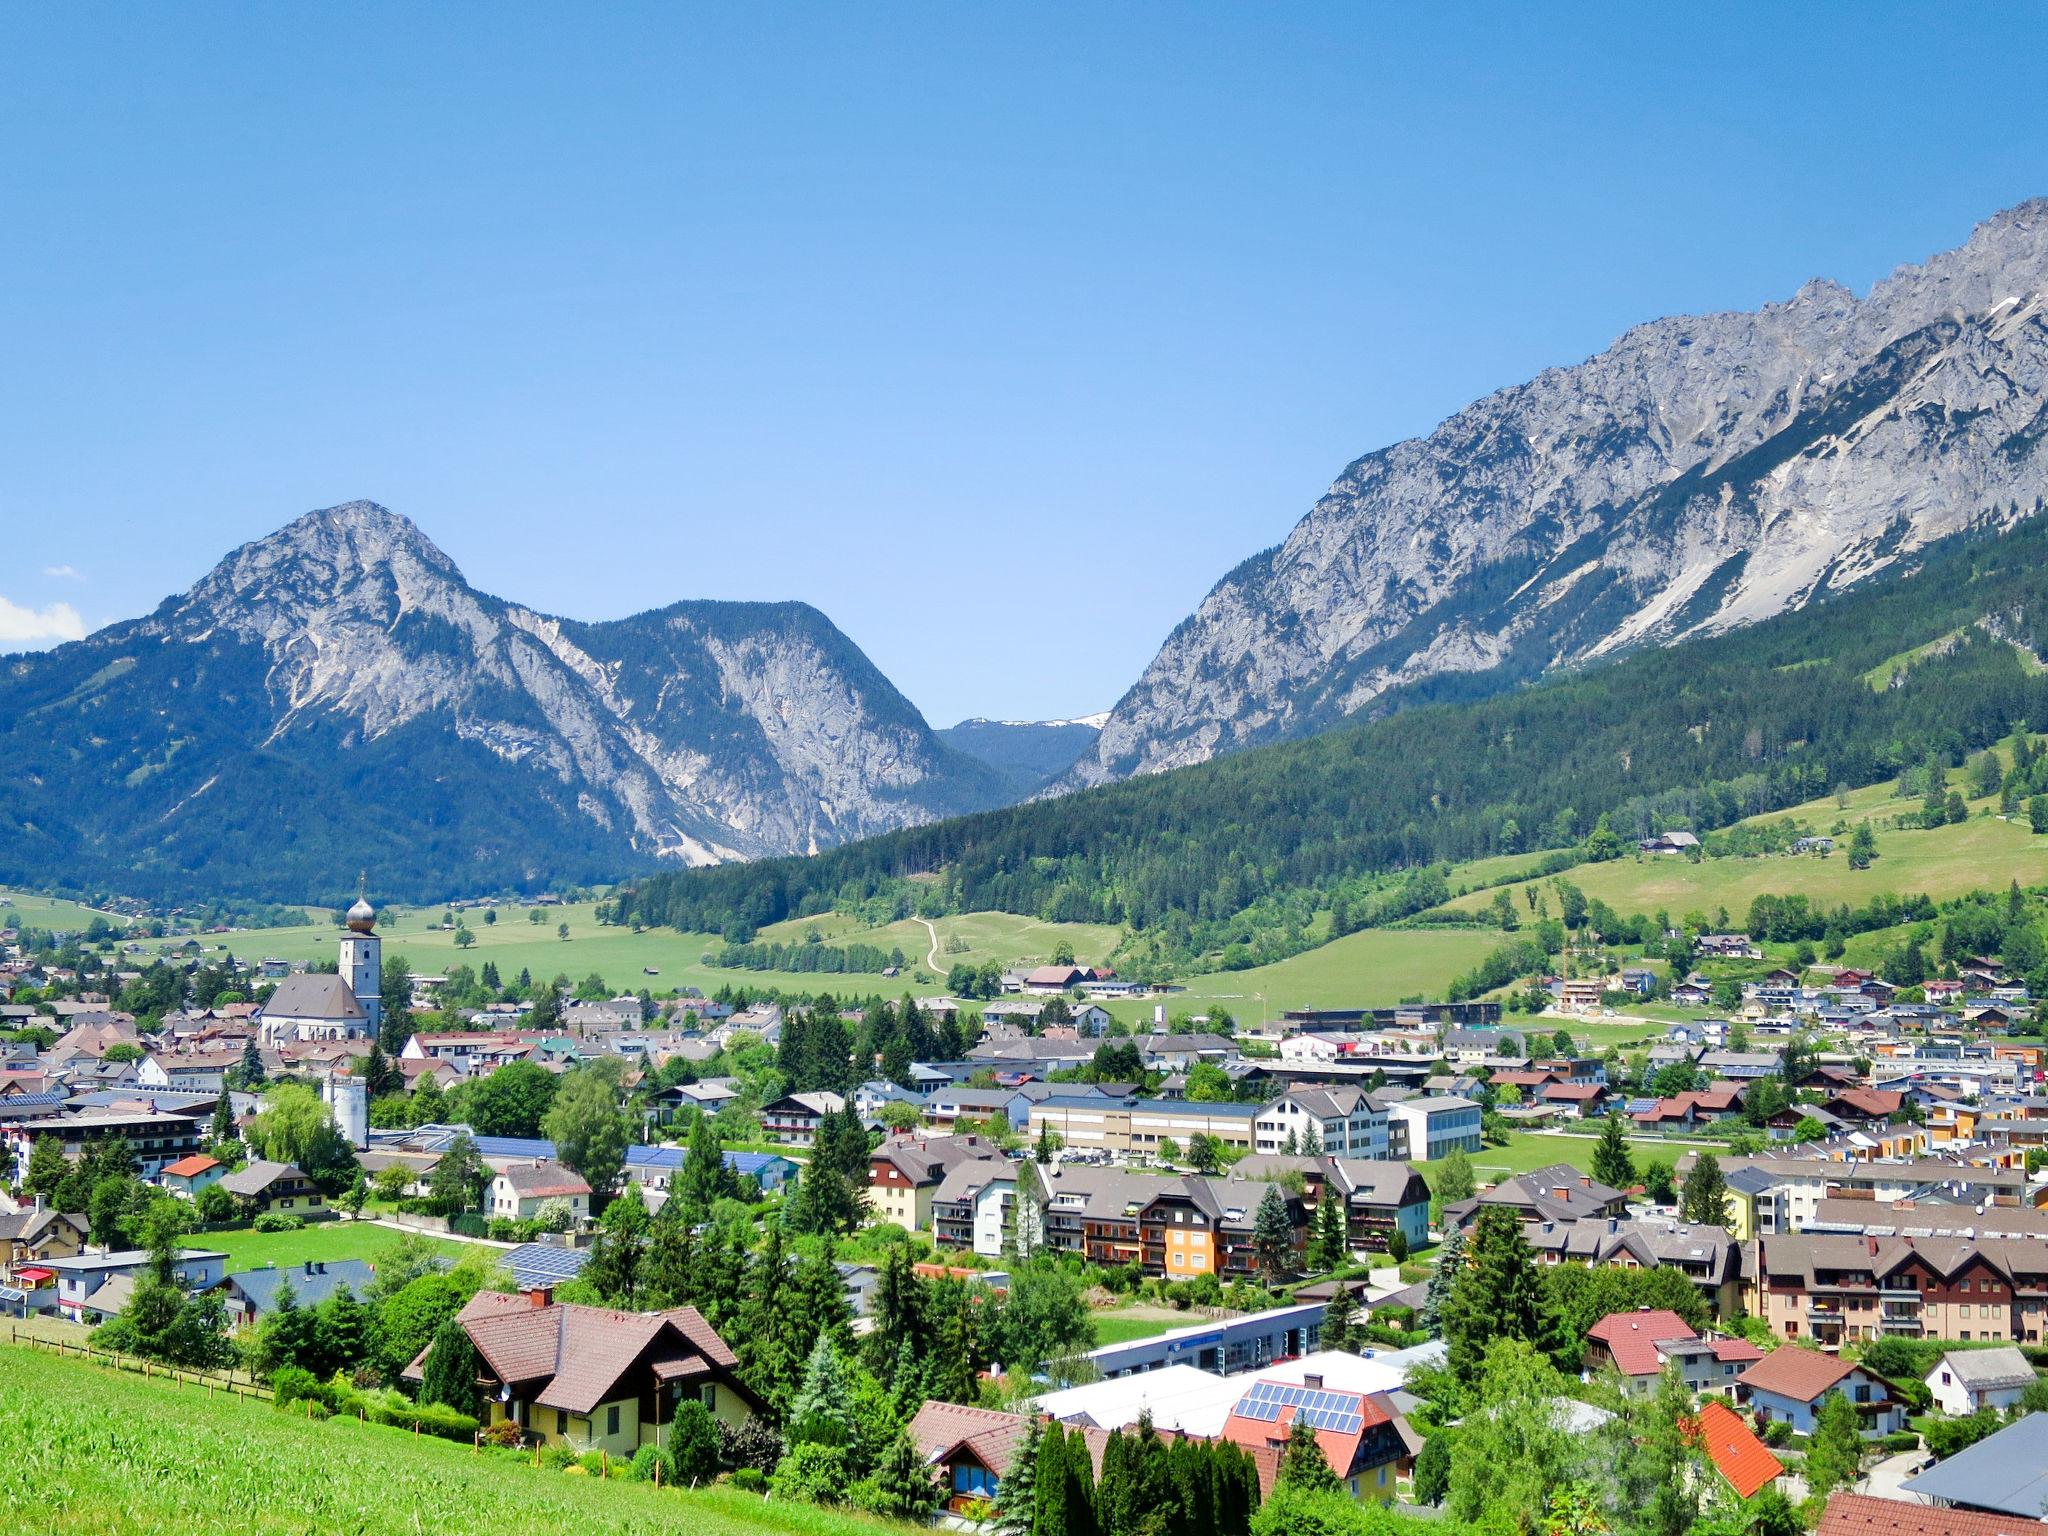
607 1405 620 1436
954 1464 997 1497
557 1410 570 1435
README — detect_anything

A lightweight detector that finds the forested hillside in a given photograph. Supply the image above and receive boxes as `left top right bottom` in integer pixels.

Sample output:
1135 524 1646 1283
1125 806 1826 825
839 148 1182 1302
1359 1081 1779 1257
615 515 2048 974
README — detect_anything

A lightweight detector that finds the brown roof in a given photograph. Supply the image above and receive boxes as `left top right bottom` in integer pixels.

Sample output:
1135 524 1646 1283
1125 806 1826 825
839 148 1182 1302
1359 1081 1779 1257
496 1160 591 1199
1736 1347 1860 1404
908 1400 1032 1479
259 974 365 1023
428 1291 748 1416
1818 1494 2048 1536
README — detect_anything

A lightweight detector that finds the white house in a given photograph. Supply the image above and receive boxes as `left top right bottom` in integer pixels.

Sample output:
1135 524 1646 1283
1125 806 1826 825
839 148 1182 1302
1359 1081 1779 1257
1924 1347 2035 1417
487 1160 591 1224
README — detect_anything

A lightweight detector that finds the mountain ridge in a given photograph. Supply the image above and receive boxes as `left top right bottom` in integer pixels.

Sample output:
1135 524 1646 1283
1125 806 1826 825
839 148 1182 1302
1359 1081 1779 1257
1056 198 2048 790
0 501 1007 900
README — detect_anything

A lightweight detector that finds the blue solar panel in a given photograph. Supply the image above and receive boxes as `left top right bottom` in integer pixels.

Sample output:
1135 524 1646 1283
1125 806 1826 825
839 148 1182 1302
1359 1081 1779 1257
473 1135 555 1159
1237 1380 1363 1434
498 1243 590 1288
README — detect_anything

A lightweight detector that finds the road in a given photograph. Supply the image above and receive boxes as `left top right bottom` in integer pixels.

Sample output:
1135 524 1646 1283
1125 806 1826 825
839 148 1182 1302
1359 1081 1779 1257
917 917 944 974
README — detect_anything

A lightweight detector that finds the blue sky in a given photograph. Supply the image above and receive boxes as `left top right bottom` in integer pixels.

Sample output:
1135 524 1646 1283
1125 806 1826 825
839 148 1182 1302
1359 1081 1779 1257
3 6 2045 724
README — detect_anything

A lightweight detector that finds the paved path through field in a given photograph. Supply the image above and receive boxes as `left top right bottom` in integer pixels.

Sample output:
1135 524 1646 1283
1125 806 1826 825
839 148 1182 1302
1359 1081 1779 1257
917 917 944 974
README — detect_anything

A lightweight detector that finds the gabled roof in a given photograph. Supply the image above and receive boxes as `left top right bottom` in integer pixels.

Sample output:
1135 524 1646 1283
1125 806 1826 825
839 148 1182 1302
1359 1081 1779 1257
219 1160 307 1197
159 1153 221 1179
425 1290 752 1416
1692 1399 1783 1499
495 1160 591 1199
1933 1345 2035 1392
1736 1346 1861 1404
1586 1310 1697 1376
258 974 365 1022
1821 1493 2048 1536
907 1399 1031 1479
226 1259 374 1314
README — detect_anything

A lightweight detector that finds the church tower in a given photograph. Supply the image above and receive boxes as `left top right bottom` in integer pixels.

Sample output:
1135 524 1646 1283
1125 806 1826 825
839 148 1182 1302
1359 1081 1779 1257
339 881 382 1040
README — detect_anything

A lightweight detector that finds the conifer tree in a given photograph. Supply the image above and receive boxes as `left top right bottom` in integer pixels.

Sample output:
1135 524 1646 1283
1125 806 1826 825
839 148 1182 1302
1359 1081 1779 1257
1419 1222 1464 1336
1679 1151 1729 1225
1321 1290 1354 1355
419 1316 483 1418
1275 1416 1340 1494
992 1416 1041 1536
1253 1183 1293 1279
1442 1206 1543 1384
1591 1114 1635 1190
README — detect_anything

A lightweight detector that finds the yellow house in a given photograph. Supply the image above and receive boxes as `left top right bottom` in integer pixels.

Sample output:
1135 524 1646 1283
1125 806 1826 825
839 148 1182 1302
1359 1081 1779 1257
404 1290 762 1453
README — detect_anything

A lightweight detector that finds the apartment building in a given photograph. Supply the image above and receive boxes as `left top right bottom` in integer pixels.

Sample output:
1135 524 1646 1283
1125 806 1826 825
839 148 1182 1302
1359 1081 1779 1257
1022 1165 1308 1280
1751 1232 2048 1347
866 1133 1008 1231
1253 1088 1390 1158
1026 1096 1265 1156
1382 1095 1482 1161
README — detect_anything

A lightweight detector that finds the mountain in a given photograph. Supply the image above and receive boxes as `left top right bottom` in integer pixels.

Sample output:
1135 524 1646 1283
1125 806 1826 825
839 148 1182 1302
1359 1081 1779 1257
620 510 2048 975
0 502 1006 901
935 713 1107 796
1059 199 2048 790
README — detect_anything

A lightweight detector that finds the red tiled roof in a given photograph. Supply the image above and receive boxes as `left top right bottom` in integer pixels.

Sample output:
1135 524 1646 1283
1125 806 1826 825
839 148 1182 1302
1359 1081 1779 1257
1586 1310 1697 1376
1818 1494 2048 1536
1737 1347 1858 1404
1222 1382 1393 1491
1691 1399 1783 1499
1710 1338 1766 1364
160 1154 221 1178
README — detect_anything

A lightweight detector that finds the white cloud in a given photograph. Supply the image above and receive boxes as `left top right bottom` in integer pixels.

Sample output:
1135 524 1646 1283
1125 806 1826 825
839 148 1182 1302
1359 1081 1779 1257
0 595 88 647
42 564 83 580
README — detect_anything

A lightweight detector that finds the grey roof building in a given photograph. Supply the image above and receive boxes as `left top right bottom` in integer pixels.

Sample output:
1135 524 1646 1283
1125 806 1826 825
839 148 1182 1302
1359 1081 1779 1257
1900 1412 2048 1517
224 1258 374 1320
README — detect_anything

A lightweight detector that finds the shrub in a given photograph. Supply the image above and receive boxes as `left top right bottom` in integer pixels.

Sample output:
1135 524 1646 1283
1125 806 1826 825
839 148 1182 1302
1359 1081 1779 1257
271 1367 324 1409
1762 1421 1792 1447
481 1420 524 1448
626 1445 663 1482
540 1443 579 1471
1879 1430 1921 1452
729 1468 767 1494
194 1184 238 1223
771 1442 851 1504
719 1416 783 1475
578 1450 609 1478
377 1401 480 1441
252 1212 303 1233
304 1400 332 1421
670 1400 723 1485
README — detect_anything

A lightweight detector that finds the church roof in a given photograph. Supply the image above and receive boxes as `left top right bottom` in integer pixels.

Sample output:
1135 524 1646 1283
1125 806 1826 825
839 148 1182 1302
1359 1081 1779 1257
259 974 366 1022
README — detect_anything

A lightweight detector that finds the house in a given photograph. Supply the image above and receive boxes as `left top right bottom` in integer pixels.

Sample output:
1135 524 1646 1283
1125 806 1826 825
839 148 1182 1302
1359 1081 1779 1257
1749 1231 2048 1347
866 1134 1007 1232
1538 1082 1608 1119
1023 1165 1310 1280
1528 1219 1747 1318
1026 1095 1267 1156
1923 1345 2037 1416
487 1160 592 1224
44 1246 229 1322
1222 1376 1409 1502
158 1153 225 1200
1691 1398 1783 1500
1229 1156 1431 1254
1464 1165 1628 1226
724 1150 799 1194
221 1258 374 1325
907 1400 1035 1513
218 1160 324 1215
1639 831 1701 855
1734 1349 1904 1437
0 1205 88 1282
1897 1413 2048 1521
1022 965 1088 995
1582 1309 1762 1392
760 1091 846 1146
403 1289 763 1453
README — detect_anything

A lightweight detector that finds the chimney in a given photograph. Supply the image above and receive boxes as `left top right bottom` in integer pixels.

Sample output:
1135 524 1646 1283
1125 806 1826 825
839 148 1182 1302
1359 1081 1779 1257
530 1285 553 1307
1554 1186 1570 1202
1303 1373 1324 1389
1580 1176 1591 1188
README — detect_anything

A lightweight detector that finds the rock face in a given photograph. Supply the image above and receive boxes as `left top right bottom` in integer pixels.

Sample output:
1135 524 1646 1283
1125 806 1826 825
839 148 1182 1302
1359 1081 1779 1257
1059 200 2048 790
0 502 1004 898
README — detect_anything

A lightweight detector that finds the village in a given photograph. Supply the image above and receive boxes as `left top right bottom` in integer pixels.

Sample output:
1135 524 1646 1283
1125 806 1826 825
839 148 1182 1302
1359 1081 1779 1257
2 889 2047 1536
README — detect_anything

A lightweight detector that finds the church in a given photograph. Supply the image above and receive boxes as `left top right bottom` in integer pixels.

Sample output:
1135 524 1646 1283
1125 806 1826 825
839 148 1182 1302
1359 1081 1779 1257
255 892 384 1045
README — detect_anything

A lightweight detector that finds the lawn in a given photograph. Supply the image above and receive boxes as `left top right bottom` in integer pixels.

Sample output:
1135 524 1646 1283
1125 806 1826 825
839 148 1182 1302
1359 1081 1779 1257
1418 1128 1717 1189
1097 926 1506 1029
197 1219 481 1273
1088 1306 1200 1347
0 1343 913 1536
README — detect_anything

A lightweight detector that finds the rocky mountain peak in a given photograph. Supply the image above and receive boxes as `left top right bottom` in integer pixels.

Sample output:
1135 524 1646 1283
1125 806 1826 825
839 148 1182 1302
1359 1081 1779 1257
1057 199 2048 791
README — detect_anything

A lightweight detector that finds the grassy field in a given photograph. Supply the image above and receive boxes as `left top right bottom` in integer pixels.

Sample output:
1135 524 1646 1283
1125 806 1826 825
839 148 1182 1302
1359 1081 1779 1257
1444 773 2046 924
1099 926 1505 1027
207 901 1134 1002
0 887 129 933
1418 1128 1716 1189
0 1343 914 1536
197 1220 482 1272
1088 1305 1203 1347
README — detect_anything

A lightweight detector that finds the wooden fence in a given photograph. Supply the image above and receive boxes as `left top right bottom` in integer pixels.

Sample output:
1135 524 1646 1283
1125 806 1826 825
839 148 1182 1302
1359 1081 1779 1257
8 1327 274 1402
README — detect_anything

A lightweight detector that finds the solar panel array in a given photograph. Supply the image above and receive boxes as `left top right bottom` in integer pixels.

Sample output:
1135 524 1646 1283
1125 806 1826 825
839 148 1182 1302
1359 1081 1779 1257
1235 1380 1365 1435
499 1243 591 1289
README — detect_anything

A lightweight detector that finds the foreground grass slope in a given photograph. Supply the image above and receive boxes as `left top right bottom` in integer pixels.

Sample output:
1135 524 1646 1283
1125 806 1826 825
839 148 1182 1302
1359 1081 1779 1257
0 1345 908 1536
